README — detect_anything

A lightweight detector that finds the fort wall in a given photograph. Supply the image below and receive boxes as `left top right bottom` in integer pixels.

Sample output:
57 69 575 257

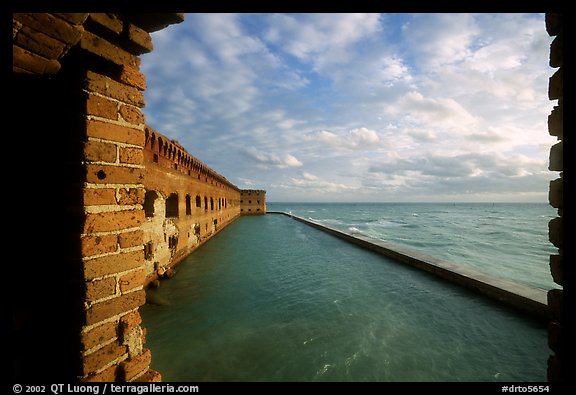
11 12 566 383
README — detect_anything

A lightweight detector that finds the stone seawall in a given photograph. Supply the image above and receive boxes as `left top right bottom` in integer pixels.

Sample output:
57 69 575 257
269 212 548 321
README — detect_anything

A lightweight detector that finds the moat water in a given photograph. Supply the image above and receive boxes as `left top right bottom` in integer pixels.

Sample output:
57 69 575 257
140 203 553 382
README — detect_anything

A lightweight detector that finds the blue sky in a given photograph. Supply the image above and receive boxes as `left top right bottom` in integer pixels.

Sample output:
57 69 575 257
141 13 557 202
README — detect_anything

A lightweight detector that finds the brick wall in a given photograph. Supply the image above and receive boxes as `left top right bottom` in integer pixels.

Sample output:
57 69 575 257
545 13 565 383
12 12 184 382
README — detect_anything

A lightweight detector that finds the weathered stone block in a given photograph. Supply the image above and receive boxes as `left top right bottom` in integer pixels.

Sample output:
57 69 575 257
120 268 146 294
117 187 145 205
13 13 83 45
84 188 117 206
86 119 145 145
85 290 146 325
120 147 144 165
85 163 144 185
86 94 119 120
120 349 151 382
86 277 118 303
82 341 127 376
81 321 118 351
124 23 153 55
84 140 117 163
84 250 144 280
118 64 147 91
81 234 118 257
79 30 137 67
83 210 145 234
118 229 144 249
13 45 61 74
119 104 145 125
84 71 145 107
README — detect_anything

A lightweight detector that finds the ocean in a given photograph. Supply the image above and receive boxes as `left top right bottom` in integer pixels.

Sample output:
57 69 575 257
140 203 557 382
267 202 559 291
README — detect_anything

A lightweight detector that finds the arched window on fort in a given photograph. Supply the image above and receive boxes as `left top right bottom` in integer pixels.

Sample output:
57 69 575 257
210 197 214 211
185 194 192 216
204 196 208 211
144 190 159 218
165 193 179 218
196 195 201 208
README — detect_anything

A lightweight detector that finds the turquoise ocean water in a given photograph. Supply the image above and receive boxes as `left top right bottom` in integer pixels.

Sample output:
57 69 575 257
140 203 557 382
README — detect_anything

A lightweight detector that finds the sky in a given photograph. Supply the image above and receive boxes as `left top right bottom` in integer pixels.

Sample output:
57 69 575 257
140 13 558 203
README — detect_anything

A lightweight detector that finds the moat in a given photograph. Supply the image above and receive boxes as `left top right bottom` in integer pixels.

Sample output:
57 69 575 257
141 214 547 381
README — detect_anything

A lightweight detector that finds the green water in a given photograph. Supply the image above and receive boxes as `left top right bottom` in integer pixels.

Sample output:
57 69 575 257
140 214 548 381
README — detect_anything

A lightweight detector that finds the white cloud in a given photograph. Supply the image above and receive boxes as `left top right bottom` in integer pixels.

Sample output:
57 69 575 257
264 13 381 70
243 147 303 169
309 127 381 151
141 13 556 202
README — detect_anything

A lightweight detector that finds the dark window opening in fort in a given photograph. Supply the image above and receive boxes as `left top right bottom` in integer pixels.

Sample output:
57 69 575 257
166 193 179 218
144 241 154 260
153 153 158 163
185 195 192 216
196 195 201 208
204 197 208 211
210 197 214 211
144 191 159 218
168 235 178 250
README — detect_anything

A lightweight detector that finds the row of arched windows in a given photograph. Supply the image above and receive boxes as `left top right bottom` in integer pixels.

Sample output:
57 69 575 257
144 190 236 219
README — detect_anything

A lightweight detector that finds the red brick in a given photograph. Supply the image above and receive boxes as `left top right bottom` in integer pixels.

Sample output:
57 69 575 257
83 209 145 234
549 178 563 209
81 321 118 351
54 13 90 25
85 163 144 184
13 45 60 74
86 277 117 303
120 349 151 382
87 13 123 36
86 290 146 325
117 188 145 205
13 13 83 45
133 369 161 382
81 234 118 257
82 341 127 375
86 119 145 145
118 229 144 249
120 268 146 293
120 147 144 165
124 23 153 54
15 26 67 59
84 250 144 280
84 188 117 206
119 64 147 90
84 71 145 107
119 311 142 335
79 30 138 67
84 140 117 163
119 105 145 125
81 364 118 382
86 94 119 120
